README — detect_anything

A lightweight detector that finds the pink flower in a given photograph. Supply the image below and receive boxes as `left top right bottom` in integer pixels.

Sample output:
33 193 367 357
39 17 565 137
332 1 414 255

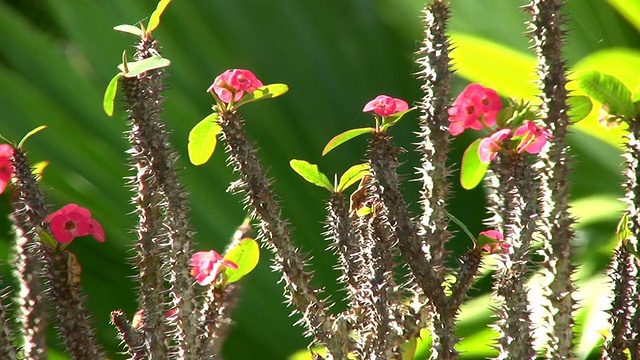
478 129 511 163
478 230 510 254
513 120 553 155
448 84 502 136
207 69 264 103
0 144 14 194
44 204 105 243
363 95 409 117
190 250 238 286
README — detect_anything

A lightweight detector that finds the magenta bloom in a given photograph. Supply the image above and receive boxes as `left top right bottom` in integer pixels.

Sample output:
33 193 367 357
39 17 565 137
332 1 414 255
513 120 553 155
0 144 14 195
478 230 509 254
190 250 238 286
448 84 502 136
44 204 105 243
208 69 264 103
478 129 511 163
363 95 409 117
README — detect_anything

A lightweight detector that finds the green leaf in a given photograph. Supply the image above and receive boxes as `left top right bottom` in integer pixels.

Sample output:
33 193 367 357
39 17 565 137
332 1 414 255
233 83 289 108
567 95 593 123
37 227 56 248
322 127 374 156
147 0 172 33
445 210 476 244
289 159 333 191
222 238 260 284
401 337 417 360
380 107 416 131
576 70 637 119
356 206 373 217
188 113 222 166
336 163 369 193
103 74 122 117
18 125 47 149
118 56 171 78
460 138 489 190
113 24 144 38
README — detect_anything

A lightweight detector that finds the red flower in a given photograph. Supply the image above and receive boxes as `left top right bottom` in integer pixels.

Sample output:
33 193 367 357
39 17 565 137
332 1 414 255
208 69 263 103
478 129 511 163
190 250 238 286
478 230 510 254
513 120 553 155
0 144 14 194
448 84 502 136
44 204 105 243
363 95 409 117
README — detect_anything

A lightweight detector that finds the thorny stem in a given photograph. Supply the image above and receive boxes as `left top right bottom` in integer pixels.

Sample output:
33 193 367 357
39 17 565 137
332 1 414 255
9 147 48 360
526 0 576 357
123 35 198 358
216 111 346 357
111 310 146 360
490 153 536 360
0 290 18 360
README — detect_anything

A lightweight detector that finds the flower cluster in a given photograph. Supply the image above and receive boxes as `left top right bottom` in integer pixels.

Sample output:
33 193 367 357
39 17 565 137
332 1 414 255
0 144 14 194
449 83 553 164
478 230 510 254
208 69 263 104
45 204 105 243
190 250 238 286
363 95 409 117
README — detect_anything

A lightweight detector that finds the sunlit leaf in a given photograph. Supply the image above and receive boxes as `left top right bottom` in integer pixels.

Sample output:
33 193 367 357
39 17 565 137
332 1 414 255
460 138 489 190
401 337 417 360
18 125 47 149
188 113 222 166
355 206 373 217
567 95 592 123
234 83 289 108
289 159 333 192
113 24 144 37
577 71 637 119
222 238 260 284
147 0 172 33
118 56 171 78
322 127 374 156
380 107 416 131
336 163 369 193
103 74 122 117
607 0 640 33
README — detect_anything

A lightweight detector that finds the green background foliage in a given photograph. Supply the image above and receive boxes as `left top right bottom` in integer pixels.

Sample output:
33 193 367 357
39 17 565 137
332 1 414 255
0 0 638 358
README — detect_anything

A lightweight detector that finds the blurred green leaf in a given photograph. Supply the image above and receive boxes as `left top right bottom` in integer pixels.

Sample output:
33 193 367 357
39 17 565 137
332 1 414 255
460 138 489 190
223 238 260 284
289 159 333 192
188 113 222 166
322 128 374 156
401 337 417 360
449 32 538 100
336 163 369 193
103 74 122 117
148 0 172 33
607 0 640 33
117 56 171 78
577 70 637 119
568 95 593 123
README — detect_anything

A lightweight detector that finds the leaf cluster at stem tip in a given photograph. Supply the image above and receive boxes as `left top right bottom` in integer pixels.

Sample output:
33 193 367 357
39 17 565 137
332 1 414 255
289 159 369 194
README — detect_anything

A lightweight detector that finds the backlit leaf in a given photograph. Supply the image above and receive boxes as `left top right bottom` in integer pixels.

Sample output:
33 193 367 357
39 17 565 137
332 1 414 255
113 24 144 38
567 95 593 123
148 0 172 33
322 127 374 156
188 113 222 166
289 159 333 192
222 238 260 284
103 74 122 117
118 56 171 78
380 107 416 131
460 138 489 190
577 71 637 119
336 163 369 193
234 83 289 108
18 125 47 149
